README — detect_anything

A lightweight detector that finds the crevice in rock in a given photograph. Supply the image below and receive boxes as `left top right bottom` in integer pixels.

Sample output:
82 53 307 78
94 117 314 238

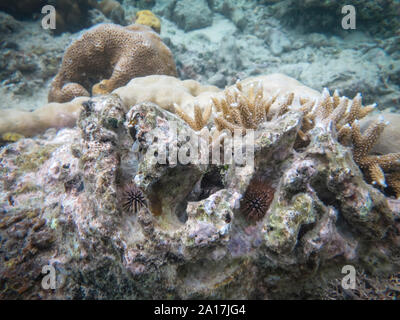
297 222 316 243
198 165 225 201
310 172 338 207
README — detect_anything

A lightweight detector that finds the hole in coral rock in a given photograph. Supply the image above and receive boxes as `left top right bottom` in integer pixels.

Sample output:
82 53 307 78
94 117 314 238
296 222 315 243
176 200 189 223
143 166 200 226
197 165 225 201
310 173 338 207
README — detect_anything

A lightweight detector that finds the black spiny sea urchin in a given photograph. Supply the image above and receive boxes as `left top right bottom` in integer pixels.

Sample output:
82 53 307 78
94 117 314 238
122 183 147 213
241 178 275 221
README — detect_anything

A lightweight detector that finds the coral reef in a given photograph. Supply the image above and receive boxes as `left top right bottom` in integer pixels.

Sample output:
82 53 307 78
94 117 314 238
168 74 399 200
212 80 281 132
210 80 398 198
0 11 74 111
151 0 400 110
135 10 161 33
294 89 376 147
1 0 399 300
359 112 400 199
286 88 400 197
48 23 177 103
4 71 400 200
2 0 399 115
1 74 399 299
360 112 400 155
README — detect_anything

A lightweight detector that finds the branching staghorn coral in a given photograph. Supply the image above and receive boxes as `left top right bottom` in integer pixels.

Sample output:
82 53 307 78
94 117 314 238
211 81 279 133
280 88 400 196
173 103 212 131
350 117 400 194
171 79 278 133
290 88 400 197
295 89 376 147
201 80 399 199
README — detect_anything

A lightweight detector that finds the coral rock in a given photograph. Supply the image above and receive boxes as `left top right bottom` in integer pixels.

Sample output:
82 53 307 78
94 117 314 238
0 86 399 299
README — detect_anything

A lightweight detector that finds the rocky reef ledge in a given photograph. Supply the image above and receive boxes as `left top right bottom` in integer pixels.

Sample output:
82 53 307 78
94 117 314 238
1 74 399 299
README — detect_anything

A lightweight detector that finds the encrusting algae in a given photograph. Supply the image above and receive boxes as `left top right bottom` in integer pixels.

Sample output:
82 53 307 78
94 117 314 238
1 132 24 143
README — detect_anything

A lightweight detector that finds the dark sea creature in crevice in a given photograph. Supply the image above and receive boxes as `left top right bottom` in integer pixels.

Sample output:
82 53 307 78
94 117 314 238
240 177 275 221
122 182 146 213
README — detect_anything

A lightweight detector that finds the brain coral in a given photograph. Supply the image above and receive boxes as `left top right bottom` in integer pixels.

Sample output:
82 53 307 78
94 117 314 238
48 23 177 103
